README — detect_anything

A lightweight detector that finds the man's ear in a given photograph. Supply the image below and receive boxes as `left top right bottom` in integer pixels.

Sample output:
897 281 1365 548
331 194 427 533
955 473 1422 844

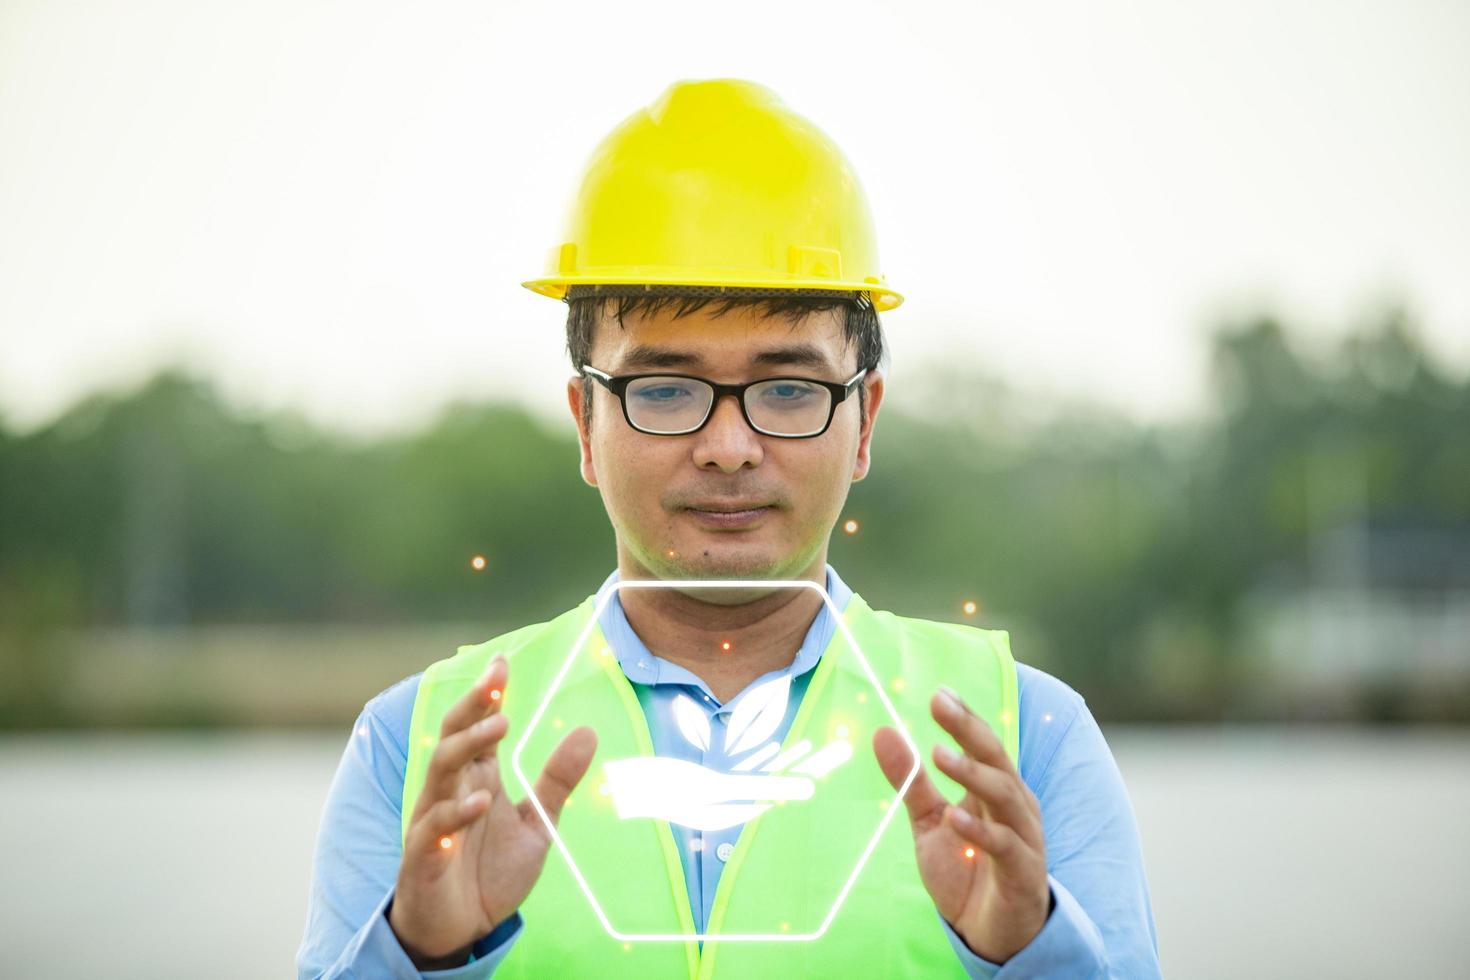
566 376 598 488
851 369 884 483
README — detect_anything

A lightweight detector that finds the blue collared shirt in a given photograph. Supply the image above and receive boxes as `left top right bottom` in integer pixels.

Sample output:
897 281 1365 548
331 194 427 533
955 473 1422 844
297 564 1160 977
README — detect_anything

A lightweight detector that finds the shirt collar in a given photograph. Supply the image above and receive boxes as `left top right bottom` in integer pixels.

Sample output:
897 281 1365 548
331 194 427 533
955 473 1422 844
593 563 853 694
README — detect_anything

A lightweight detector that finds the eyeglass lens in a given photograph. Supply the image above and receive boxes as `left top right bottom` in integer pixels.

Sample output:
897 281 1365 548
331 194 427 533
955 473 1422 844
624 377 831 436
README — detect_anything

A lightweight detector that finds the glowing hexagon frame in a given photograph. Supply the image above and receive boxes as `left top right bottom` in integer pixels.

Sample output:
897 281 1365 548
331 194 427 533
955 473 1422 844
509 577 922 943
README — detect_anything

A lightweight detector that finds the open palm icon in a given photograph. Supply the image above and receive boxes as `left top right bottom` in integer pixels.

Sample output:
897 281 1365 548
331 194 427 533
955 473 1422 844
603 674 854 832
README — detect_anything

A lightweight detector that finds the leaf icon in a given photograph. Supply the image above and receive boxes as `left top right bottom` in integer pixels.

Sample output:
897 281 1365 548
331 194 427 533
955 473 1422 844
730 740 781 772
672 694 711 752
723 674 792 758
763 739 812 774
790 740 853 779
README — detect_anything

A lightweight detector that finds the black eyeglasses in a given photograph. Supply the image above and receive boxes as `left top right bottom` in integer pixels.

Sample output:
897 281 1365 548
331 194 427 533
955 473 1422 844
581 365 867 439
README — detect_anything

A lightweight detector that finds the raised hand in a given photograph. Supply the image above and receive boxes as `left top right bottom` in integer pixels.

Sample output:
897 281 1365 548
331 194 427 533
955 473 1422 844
872 687 1051 964
389 655 598 968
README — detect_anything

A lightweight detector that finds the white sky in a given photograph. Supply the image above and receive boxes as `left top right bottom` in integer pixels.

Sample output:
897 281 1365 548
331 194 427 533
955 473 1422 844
1 0 1467 436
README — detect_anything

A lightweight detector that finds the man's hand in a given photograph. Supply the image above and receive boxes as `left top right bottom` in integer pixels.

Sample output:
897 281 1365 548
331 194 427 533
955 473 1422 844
389 655 598 967
873 687 1050 964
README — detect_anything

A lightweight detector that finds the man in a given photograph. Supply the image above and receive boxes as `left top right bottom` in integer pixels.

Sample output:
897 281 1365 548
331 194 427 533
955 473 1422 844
298 79 1159 978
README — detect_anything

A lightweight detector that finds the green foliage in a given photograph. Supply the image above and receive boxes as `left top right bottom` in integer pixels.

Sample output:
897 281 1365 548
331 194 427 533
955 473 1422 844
2 308 1466 726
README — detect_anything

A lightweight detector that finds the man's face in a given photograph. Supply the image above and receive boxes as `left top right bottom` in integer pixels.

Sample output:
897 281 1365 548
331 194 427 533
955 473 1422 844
566 301 884 594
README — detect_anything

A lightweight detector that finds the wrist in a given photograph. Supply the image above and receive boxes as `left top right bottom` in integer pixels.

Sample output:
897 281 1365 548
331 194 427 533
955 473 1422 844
386 895 474 970
956 886 1053 964
405 942 474 971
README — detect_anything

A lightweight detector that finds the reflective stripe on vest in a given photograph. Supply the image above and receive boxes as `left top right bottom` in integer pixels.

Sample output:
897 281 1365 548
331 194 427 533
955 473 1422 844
402 591 1019 978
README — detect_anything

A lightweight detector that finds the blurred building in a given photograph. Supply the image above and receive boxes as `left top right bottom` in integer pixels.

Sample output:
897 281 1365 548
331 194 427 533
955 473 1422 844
1242 518 1470 715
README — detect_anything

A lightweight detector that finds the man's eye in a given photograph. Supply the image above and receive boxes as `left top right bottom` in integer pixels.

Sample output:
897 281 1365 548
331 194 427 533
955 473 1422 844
762 383 816 402
643 387 685 399
634 384 695 402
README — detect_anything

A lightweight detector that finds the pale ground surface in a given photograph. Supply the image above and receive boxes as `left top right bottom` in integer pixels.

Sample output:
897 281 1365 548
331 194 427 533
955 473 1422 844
1 728 1465 979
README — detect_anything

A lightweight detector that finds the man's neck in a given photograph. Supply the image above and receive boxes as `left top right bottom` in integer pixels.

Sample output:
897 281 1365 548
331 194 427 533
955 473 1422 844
615 556 829 703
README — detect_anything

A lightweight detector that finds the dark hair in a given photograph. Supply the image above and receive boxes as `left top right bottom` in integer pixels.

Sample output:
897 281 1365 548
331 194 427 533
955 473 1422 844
564 287 887 432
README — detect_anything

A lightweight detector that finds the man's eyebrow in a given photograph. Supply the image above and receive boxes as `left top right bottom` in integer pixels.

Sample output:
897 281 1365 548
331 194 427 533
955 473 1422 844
618 343 836 373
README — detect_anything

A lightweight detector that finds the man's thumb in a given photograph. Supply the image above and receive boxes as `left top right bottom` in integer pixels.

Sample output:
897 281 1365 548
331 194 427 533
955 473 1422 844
531 726 598 825
872 726 947 826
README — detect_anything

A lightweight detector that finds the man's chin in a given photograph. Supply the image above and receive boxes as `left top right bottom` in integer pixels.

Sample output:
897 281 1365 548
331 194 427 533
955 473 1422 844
624 548 805 606
659 546 787 588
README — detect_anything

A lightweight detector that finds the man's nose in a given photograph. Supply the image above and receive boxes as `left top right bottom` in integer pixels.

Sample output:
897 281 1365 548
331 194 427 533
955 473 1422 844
691 393 764 473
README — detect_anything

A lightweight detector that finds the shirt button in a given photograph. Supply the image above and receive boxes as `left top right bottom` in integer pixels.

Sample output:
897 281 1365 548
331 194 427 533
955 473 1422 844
715 842 734 862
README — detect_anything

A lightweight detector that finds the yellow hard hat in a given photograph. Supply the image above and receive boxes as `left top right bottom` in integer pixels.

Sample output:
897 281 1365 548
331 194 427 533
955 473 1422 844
522 78 903 312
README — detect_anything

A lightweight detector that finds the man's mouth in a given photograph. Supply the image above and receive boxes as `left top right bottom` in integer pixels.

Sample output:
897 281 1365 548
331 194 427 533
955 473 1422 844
683 502 775 527
687 506 772 514
684 500 774 514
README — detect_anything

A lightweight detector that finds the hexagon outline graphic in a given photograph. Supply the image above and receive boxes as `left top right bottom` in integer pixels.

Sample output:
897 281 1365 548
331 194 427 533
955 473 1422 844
509 577 922 943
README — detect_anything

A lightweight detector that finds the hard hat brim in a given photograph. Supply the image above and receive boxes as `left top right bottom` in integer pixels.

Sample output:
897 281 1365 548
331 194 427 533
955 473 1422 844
522 276 903 312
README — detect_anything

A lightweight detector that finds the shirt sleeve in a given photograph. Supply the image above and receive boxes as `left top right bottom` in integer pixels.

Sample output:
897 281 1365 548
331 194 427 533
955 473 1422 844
938 900 1004 978
935 679 1162 978
295 682 524 978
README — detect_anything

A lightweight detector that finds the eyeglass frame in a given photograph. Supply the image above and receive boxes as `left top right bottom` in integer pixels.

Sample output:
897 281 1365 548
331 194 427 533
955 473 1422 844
580 364 868 439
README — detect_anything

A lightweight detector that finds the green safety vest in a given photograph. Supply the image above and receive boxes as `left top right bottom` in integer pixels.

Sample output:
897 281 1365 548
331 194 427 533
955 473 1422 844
402 590 1020 978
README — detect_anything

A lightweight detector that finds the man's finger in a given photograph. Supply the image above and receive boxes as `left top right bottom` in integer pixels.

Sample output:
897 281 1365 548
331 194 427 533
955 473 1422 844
528 726 598 828
930 688 1019 780
932 743 1042 848
942 805 1039 884
407 788 492 858
439 656 509 740
873 726 949 829
417 712 511 809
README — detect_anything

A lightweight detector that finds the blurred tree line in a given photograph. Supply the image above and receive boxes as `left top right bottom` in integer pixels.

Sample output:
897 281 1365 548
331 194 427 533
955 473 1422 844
2 307 1467 727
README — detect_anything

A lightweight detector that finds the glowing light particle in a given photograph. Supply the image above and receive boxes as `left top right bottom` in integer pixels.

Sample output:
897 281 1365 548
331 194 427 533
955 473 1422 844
891 677 906 692
552 718 563 729
623 943 632 952
835 724 849 739
964 846 976 860
470 555 487 571
356 724 368 738
999 710 1011 725
420 736 433 748
856 692 868 704
490 689 502 701
1043 713 1053 723
780 922 790 932
843 519 859 535
439 836 453 850
721 641 731 651
962 600 977 616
